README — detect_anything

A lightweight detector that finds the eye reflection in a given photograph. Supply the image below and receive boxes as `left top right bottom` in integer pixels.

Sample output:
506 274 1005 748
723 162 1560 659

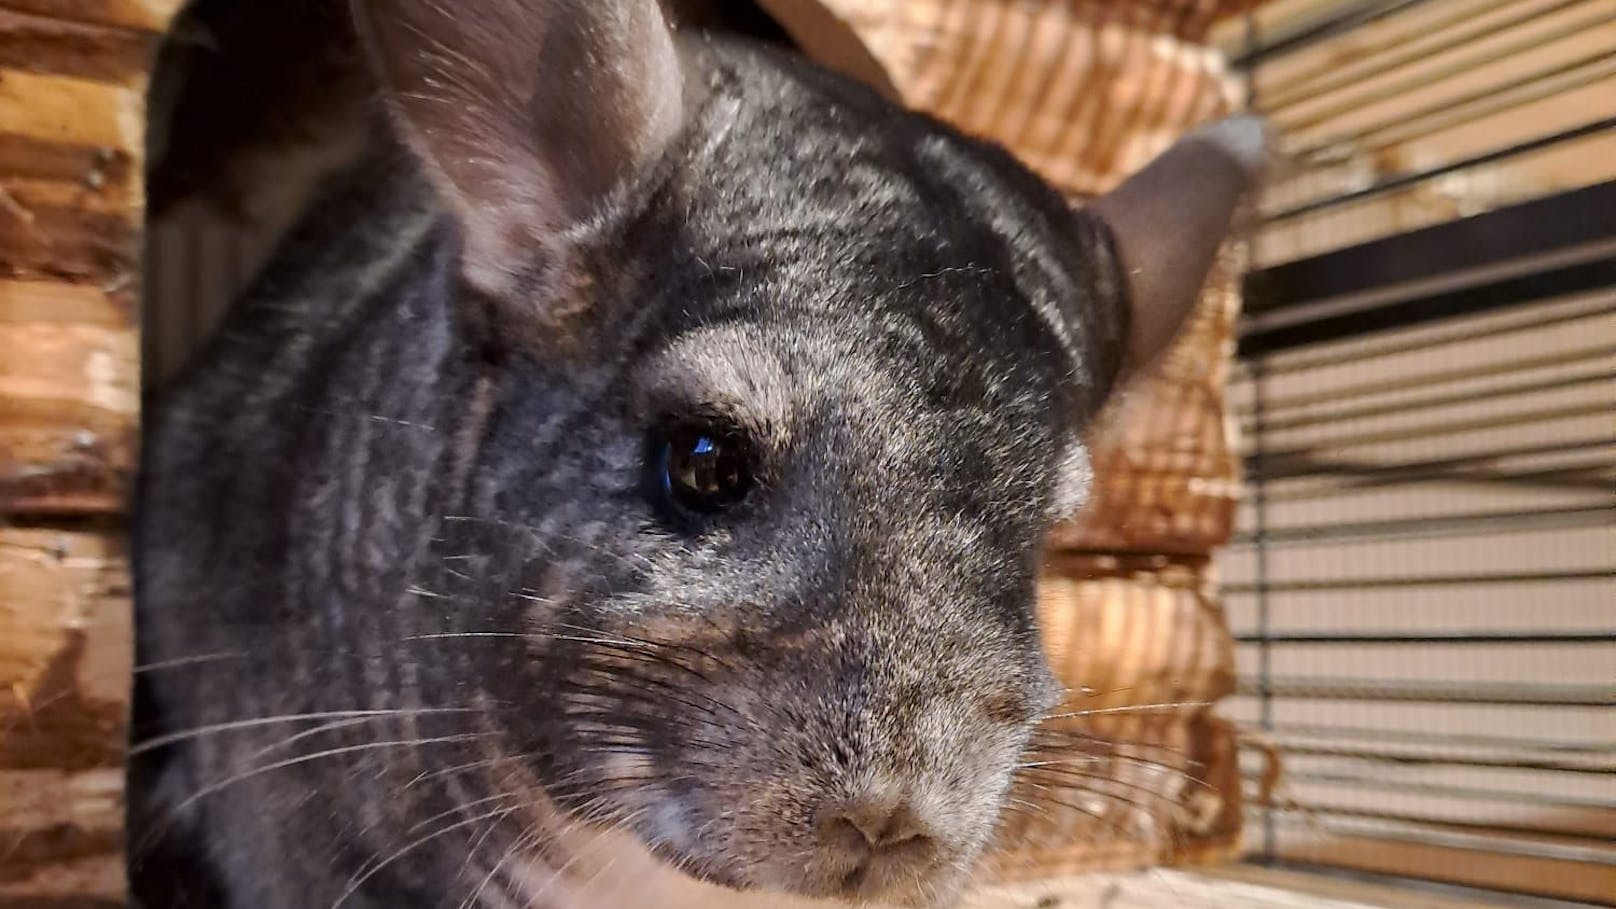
656 420 753 515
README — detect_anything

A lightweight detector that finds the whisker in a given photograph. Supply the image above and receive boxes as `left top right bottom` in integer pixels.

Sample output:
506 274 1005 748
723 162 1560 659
245 717 376 761
333 804 519 907
406 791 523 835
1023 729 1205 765
999 782 1142 841
132 652 248 674
136 732 496 855
1038 700 1211 720
405 754 513 791
527 807 646 906
461 821 543 909
1013 767 1195 822
130 708 477 755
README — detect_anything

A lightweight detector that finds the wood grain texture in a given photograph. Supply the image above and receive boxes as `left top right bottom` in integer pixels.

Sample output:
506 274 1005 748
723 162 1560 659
0 528 131 904
0 1 162 901
0 0 184 34
0 8 158 82
981 556 1243 880
0 316 138 513
964 866 1508 909
1 30 148 514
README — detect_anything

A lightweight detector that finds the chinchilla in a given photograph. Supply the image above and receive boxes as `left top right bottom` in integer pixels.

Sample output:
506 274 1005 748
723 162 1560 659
130 1 1266 906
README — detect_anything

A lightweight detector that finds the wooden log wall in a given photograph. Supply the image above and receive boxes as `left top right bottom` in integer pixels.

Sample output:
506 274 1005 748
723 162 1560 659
1 1 180 903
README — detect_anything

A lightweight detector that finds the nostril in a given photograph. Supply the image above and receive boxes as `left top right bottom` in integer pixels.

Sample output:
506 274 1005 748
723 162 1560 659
822 801 936 856
871 804 930 849
842 808 884 848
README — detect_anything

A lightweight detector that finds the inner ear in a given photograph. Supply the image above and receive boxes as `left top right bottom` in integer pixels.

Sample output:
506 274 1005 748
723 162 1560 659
351 0 688 299
1088 116 1269 378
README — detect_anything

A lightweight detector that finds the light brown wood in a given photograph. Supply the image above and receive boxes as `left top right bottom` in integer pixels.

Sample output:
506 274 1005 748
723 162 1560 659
0 528 131 904
0 320 137 513
0 8 159 83
0 67 143 148
755 0 903 99
964 867 1516 909
0 0 184 34
986 556 1244 880
0 0 162 901
0 278 130 327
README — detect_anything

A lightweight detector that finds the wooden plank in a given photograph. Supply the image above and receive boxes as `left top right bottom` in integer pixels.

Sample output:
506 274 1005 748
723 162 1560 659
0 321 136 514
0 8 157 82
0 528 129 904
0 7 150 905
0 196 137 282
0 0 182 34
0 769 126 905
818 0 1242 198
0 68 143 150
965 867 1513 909
0 278 130 326
0 71 143 285
4 173 138 214
1038 554 1234 711
754 0 901 98
0 528 130 767
1202 864 1597 909
0 134 136 189
1262 836 1616 907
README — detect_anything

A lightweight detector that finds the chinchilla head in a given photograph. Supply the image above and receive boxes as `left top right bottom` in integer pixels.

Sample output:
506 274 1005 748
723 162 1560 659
132 1 1264 906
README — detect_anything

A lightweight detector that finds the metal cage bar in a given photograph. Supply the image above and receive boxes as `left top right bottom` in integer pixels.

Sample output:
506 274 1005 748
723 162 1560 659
1229 1 1615 900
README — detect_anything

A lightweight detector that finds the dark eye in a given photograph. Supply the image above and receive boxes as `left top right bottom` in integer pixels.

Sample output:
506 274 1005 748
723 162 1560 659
653 419 755 516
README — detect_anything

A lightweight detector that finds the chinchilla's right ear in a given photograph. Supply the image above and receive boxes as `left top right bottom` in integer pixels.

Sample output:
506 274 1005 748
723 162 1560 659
1087 115 1271 379
350 0 687 308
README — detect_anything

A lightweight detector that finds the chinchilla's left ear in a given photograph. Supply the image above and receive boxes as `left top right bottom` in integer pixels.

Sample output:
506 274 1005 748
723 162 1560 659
1088 115 1271 377
350 0 688 304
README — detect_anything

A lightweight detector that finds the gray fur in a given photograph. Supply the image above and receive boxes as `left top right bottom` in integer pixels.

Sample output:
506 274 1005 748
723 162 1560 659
132 9 1250 907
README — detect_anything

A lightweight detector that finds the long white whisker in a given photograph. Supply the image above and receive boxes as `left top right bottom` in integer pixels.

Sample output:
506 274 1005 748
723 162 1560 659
246 717 374 761
333 804 518 907
1038 700 1211 720
132 652 247 674
406 791 523 835
138 733 495 854
462 821 543 909
131 708 477 755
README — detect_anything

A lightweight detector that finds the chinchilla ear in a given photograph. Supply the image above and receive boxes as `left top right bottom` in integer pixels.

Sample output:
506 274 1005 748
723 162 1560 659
351 0 687 301
1088 115 1270 377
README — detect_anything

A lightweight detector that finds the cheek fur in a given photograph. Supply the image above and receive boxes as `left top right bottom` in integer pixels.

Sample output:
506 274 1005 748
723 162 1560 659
1046 441 1094 521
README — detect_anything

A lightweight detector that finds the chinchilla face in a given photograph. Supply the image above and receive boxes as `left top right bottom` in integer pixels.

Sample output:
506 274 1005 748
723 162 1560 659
131 1 1262 906
415 46 1109 904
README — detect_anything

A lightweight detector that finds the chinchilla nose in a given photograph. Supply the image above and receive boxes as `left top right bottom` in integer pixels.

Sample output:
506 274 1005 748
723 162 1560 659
816 793 938 862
